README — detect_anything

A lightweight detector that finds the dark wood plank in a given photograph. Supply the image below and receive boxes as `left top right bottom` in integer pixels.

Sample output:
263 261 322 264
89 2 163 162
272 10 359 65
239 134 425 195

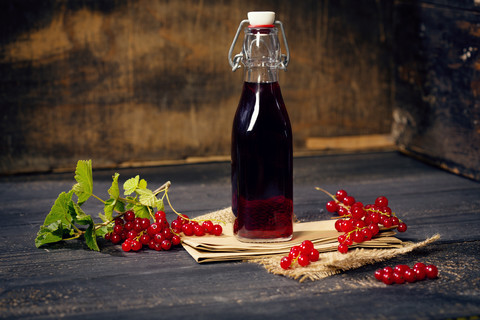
1 152 479 319
393 0 480 181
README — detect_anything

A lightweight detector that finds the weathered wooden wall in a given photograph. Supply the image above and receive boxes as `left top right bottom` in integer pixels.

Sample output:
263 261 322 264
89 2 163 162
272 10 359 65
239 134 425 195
0 0 394 174
392 0 480 181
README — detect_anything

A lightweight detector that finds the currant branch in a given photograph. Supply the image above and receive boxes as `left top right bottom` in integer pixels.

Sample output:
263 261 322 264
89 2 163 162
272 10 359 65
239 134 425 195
316 187 408 254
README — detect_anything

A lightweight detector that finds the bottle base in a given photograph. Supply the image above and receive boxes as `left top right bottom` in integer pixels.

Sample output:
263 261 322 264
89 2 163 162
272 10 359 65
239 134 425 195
235 234 293 243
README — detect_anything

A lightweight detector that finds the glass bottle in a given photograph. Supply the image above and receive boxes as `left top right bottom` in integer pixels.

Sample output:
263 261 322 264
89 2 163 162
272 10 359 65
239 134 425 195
228 12 293 242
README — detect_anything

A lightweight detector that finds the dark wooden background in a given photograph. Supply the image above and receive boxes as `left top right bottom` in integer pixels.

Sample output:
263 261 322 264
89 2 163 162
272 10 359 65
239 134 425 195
0 0 394 174
1 0 479 180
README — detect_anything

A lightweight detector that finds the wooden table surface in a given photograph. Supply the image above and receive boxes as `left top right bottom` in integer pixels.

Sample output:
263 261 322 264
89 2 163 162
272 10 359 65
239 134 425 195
1 151 479 319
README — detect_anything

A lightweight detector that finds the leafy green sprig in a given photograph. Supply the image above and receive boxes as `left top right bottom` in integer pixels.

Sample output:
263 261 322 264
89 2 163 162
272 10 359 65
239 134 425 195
35 160 171 251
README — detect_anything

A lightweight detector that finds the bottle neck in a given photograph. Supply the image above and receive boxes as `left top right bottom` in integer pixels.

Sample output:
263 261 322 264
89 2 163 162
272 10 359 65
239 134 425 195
242 27 281 83
243 67 278 83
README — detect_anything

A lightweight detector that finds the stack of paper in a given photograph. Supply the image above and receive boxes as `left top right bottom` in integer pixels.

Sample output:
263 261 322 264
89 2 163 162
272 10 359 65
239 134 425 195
182 219 404 263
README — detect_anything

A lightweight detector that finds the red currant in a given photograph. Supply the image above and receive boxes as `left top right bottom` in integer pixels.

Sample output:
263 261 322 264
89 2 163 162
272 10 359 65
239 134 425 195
341 219 354 233
153 233 165 244
326 200 338 213
124 221 134 231
382 272 394 285
140 218 150 230
113 224 123 234
280 256 292 270
397 223 407 232
127 230 138 239
352 231 364 243
309 249 320 262
297 254 310 267
414 267 426 281
375 196 388 208
361 228 373 241
337 207 349 217
425 265 438 279
147 223 161 236
403 268 416 283
124 210 135 222
172 235 181 246
368 223 380 236
335 190 348 202
131 240 142 251
202 220 214 234
139 234 151 245
212 224 223 236
161 239 172 251
335 219 343 232
393 272 405 284
171 219 183 233
338 243 349 254
182 223 194 236
194 224 205 236
300 240 314 255
122 241 132 252
163 228 173 240
343 196 356 206
374 269 384 281
154 210 166 222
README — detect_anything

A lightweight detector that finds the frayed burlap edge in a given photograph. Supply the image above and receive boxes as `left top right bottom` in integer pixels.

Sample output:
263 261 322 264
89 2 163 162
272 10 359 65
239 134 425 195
195 207 440 282
248 234 440 282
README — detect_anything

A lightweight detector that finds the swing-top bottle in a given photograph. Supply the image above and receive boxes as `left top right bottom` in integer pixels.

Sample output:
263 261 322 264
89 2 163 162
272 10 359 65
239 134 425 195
229 11 293 242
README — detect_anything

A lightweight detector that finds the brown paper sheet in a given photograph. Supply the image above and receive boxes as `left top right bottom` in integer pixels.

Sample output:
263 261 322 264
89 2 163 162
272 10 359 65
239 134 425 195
181 219 402 263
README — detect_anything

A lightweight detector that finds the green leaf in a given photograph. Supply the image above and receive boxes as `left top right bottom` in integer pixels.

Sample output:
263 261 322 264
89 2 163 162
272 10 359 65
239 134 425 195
124 175 139 195
84 224 100 251
96 225 109 238
44 191 74 228
108 173 120 199
72 202 93 225
155 199 164 211
103 198 115 221
124 196 136 210
98 212 109 223
133 204 150 219
136 188 156 207
138 179 147 189
35 221 64 248
73 160 93 205
114 200 125 213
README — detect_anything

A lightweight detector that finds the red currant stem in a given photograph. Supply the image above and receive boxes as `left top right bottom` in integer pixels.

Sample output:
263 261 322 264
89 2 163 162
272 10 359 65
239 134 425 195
164 190 226 225
315 187 336 200
63 233 82 241
90 193 107 204
70 222 84 234
364 208 403 225
164 190 183 216
146 206 155 221
93 212 127 230
315 186 351 208
153 181 171 196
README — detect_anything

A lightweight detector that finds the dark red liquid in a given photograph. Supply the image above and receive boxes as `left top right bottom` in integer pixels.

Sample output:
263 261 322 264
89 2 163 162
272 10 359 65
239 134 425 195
231 81 293 241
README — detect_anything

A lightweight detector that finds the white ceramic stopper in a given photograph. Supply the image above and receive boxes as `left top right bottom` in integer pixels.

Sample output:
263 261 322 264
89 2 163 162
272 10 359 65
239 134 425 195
247 11 275 26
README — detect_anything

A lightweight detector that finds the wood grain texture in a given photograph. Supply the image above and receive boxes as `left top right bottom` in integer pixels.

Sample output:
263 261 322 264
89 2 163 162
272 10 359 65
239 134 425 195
0 0 394 174
0 152 479 319
392 0 480 181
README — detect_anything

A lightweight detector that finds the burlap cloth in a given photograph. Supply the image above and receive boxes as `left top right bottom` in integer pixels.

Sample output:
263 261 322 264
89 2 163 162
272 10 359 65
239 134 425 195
182 207 440 282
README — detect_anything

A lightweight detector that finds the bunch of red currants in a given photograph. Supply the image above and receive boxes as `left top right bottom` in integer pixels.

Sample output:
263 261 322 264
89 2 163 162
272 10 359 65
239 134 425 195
104 210 222 252
324 189 407 253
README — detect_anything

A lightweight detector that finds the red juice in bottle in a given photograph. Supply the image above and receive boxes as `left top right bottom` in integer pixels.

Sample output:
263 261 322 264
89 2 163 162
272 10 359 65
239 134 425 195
231 81 293 241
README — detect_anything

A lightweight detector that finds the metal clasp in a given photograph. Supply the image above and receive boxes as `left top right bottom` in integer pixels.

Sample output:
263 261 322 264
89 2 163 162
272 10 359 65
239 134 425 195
228 19 290 72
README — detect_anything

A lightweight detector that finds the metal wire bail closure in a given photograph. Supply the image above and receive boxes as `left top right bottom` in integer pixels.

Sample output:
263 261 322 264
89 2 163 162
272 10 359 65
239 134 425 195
228 19 290 72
